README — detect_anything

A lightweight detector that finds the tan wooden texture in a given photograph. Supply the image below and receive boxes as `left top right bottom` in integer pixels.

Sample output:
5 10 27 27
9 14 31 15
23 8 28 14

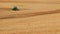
0 0 60 34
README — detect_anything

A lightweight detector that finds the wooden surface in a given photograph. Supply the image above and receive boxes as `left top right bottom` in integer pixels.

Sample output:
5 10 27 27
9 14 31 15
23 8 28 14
0 0 60 34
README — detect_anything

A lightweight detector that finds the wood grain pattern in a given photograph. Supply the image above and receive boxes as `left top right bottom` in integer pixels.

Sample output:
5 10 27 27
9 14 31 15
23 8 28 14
0 0 60 34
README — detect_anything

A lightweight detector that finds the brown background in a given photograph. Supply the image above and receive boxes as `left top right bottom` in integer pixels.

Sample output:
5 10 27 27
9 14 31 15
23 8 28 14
0 0 60 34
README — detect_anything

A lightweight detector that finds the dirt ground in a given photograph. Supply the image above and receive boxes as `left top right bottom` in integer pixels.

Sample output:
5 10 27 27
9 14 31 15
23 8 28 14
0 0 60 34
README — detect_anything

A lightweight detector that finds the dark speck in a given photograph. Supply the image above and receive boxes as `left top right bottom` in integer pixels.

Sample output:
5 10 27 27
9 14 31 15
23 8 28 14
12 6 19 11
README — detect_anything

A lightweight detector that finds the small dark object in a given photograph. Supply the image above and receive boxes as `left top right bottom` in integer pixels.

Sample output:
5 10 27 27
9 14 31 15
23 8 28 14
12 6 19 11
